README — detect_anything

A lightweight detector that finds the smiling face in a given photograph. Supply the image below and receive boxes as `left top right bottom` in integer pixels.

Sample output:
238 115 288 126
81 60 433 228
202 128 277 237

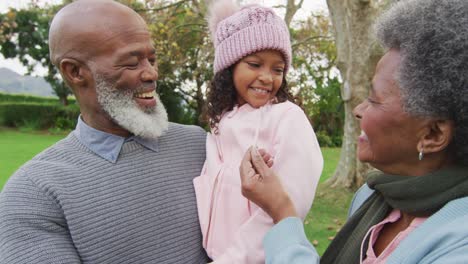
353 49 429 174
73 3 168 138
91 31 159 110
232 50 285 108
90 23 169 138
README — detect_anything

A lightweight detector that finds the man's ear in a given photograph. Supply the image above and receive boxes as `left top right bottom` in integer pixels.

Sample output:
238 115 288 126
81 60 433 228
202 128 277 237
59 58 90 87
418 119 454 154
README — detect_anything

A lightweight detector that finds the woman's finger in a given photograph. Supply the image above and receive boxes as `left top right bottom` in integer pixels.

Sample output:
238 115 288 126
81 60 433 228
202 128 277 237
240 146 254 183
258 148 272 164
251 147 270 177
266 159 274 168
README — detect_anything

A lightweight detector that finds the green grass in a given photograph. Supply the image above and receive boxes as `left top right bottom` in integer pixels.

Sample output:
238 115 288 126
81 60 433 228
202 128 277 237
0 130 349 256
0 128 67 189
320 147 341 183
305 147 354 255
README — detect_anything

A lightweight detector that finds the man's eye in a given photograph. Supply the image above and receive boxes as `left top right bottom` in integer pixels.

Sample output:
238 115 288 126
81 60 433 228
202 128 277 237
126 61 139 68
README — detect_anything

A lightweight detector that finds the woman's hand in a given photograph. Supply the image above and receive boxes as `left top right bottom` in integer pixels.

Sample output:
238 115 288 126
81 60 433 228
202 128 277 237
239 146 298 223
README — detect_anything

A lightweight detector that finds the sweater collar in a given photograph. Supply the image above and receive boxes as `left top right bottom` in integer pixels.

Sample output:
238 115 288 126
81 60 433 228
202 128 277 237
73 116 159 163
367 166 468 216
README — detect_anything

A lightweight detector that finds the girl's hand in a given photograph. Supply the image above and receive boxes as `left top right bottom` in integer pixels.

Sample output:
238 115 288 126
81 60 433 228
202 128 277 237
239 146 297 223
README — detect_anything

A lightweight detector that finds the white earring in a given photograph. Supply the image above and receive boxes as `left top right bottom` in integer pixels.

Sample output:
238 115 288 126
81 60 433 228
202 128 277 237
418 147 424 161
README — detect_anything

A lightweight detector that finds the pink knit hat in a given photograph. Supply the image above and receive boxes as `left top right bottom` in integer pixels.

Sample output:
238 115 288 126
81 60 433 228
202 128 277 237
208 0 292 74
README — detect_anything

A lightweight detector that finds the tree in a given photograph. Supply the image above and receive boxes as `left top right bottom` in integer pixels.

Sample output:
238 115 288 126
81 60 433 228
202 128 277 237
284 0 305 27
0 3 72 105
0 0 194 123
0 0 346 132
144 0 342 130
141 0 212 126
290 12 343 147
325 0 390 189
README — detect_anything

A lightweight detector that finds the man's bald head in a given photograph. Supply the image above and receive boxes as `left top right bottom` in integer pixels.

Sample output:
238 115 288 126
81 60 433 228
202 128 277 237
49 0 148 67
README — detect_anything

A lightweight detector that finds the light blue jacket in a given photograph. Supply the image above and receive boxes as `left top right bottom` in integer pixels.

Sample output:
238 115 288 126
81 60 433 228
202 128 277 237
263 184 468 263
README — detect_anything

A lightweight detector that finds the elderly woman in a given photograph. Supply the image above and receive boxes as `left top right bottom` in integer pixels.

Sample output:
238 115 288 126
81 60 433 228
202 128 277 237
239 0 468 263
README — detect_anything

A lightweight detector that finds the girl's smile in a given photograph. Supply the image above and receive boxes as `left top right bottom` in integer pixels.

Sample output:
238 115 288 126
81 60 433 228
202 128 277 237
232 50 285 108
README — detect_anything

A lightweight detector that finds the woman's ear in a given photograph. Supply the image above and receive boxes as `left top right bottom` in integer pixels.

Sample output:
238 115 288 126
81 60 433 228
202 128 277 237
418 119 455 154
59 58 90 87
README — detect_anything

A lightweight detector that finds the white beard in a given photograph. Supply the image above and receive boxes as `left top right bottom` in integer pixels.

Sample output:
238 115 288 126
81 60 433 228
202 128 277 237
94 75 169 139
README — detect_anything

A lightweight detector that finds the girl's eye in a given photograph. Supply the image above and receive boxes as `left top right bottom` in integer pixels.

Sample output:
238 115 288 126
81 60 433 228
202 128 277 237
247 62 260 68
273 68 284 74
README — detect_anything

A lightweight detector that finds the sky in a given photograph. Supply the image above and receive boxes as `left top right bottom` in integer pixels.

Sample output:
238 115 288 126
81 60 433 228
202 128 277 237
0 0 328 76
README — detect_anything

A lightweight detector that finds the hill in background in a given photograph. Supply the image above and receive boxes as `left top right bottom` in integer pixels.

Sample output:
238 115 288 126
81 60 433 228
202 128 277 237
0 67 54 97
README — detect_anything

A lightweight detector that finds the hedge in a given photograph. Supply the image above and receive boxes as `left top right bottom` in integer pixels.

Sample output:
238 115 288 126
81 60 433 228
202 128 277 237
0 102 80 130
0 92 76 104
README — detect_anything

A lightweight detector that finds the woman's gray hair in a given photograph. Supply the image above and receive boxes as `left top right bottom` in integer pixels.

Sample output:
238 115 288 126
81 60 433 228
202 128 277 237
375 0 468 165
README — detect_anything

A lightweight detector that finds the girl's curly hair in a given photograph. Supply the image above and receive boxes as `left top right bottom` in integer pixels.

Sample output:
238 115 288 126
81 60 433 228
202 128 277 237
203 67 296 134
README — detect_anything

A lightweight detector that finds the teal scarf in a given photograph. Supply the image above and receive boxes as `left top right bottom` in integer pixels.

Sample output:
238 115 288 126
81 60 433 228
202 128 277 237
321 166 468 264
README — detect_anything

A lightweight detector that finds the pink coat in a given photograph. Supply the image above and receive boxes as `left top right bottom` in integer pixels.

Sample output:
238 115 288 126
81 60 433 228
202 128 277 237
194 101 323 263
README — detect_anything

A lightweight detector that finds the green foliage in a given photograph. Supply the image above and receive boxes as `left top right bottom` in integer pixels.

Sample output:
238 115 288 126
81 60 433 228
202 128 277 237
307 77 344 147
0 102 79 130
146 0 212 126
316 130 333 147
17 118 42 132
0 92 78 131
0 92 76 104
300 76 344 147
290 13 344 147
0 1 345 133
158 80 197 124
54 116 75 130
0 89 196 128
0 4 71 105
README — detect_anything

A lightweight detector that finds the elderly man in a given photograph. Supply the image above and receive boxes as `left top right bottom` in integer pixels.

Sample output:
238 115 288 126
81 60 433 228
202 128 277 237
0 0 209 263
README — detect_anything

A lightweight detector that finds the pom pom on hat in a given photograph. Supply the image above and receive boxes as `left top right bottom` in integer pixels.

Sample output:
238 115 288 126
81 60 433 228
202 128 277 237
207 0 292 74
207 0 240 43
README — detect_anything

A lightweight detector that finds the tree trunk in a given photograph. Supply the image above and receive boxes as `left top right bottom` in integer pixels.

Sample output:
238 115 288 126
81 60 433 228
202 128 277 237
284 0 304 27
325 0 388 189
59 95 69 106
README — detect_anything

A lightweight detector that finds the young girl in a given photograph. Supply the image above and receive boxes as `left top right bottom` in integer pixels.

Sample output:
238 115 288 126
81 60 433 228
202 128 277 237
193 1 323 262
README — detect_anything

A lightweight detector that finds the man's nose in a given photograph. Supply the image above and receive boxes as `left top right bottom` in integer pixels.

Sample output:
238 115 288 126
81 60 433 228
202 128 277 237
141 61 158 82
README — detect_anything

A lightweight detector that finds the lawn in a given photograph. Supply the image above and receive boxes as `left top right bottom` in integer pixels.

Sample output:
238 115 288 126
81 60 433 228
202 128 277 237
0 128 67 189
0 129 352 256
305 148 354 255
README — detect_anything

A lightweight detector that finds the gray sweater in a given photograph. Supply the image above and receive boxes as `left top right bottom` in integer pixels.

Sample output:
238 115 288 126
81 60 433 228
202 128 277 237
0 123 209 263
